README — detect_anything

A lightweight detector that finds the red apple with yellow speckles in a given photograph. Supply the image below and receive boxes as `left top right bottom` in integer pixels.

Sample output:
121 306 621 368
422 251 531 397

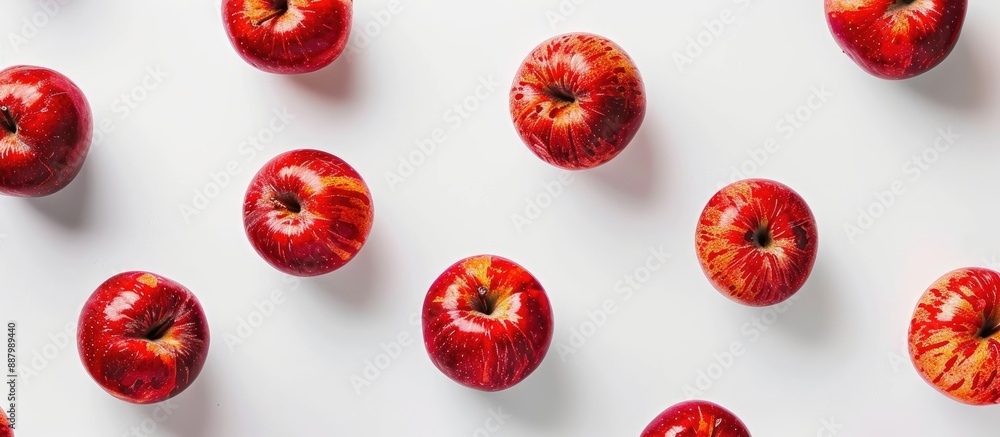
641 400 751 437
0 65 92 197
243 149 373 276
696 179 818 307
825 0 967 79
422 255 553 391
78 272 210 404
223 0 352 74
909 267 1000 405
510 33 645 170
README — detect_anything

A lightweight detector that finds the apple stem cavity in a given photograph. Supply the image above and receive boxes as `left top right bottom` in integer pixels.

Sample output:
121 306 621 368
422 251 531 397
253 0 289 26
545 86 577 104
475 285 495 315
0 106 16 134
978 322 1000 339
746 225 773 249
143 317 174 341
274 192 302 214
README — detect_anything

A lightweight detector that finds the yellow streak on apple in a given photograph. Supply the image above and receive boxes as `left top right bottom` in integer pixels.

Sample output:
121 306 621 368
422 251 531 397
137 273 159 289
463 256 493 290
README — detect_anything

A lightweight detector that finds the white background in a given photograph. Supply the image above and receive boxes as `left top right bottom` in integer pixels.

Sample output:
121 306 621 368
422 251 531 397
2 0 1000 435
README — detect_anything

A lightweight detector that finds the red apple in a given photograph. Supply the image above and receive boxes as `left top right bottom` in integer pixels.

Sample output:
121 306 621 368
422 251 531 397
243 149 373 276
825 0 967 79
223 0 352 74
77 272 210 404
909 267 1000 405
510 33 646 170
422 255 553 391
0 409 10 437
641 400 751 437
0 65 92 197
695 179 818 306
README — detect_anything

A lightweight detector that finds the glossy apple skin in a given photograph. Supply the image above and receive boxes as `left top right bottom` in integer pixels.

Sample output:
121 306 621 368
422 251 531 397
696 179 818 306
243 149 373 276
510 33 646 170
909 268 1000 405
422 255 553 391
641 400 751 437
77 272 210 404
223 0 352 74
0 65 92 197
825 0 967 79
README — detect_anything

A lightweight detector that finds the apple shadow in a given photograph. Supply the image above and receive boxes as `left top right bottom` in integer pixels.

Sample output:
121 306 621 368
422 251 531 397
24 160 94 230
164 374 215 436
773 258 839 345
585 123 662 203
937 394 1000 430
159 364 216 437
901 34 989 112
301 228 384 310
287 55 358 101
472 357 573 432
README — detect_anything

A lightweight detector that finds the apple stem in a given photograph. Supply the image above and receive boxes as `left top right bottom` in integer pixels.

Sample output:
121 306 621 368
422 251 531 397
476 286 494 315
0 107 16 134
144 317 175 341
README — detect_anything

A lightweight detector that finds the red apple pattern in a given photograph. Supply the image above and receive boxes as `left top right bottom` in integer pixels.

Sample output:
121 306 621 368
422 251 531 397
909 267 1000 405
696 179 818 307
0 65 92 197
641 400 751 437
243 149 374 276
825 0 967 79
78 272 210 404
223 0 353 74
422 255 553 391
510 33 646 170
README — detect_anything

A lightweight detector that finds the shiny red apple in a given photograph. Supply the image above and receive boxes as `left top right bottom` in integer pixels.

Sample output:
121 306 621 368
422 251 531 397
223 0 353 74
641 400 751 437
0 65 92 197
510 32 646 170
243 149 373 276
77 272 210 404
422 255 553 391
695 179 818 306
909 267 1000 405
825 0 967 79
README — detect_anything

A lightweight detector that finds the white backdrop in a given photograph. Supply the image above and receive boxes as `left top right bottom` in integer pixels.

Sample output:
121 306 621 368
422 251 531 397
2 0 1000 435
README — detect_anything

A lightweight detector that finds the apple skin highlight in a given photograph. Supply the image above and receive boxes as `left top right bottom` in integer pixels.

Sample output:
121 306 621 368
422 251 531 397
510 32 646 170
0 65 92 197
422 255 554 391
825 0 967 79
223 0 353 74
77 272 210 404
243 149 374 277
640 400 752 437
